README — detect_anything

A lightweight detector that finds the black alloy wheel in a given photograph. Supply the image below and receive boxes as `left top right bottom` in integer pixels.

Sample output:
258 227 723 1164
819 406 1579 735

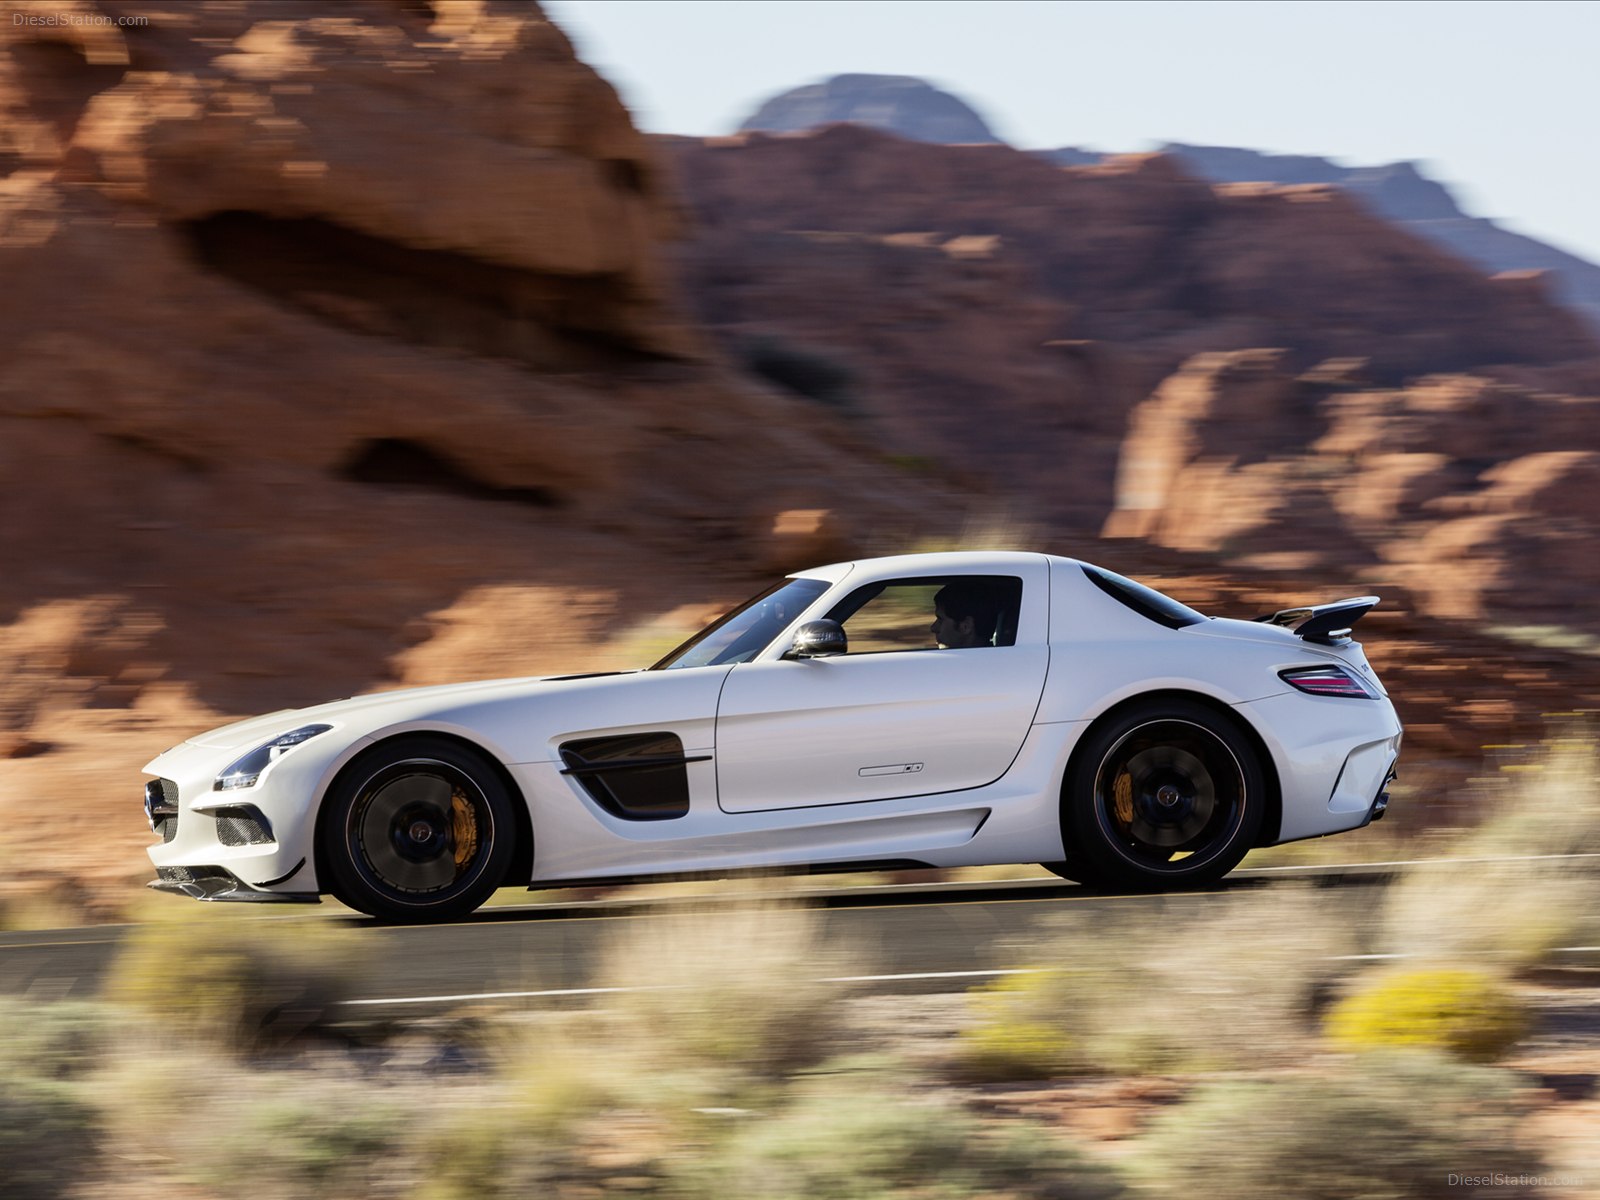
1050 698 1264 889
323 737 517 922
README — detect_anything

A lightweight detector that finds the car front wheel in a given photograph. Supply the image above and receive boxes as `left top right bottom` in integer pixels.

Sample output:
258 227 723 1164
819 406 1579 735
322 737 516 922
1054 699 1264 890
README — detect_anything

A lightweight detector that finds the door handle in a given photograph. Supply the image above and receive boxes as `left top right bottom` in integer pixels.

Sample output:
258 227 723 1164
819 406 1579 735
858 763 924 777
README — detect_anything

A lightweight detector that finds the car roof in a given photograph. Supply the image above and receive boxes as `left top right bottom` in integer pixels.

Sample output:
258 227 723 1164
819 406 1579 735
792 550 1074 583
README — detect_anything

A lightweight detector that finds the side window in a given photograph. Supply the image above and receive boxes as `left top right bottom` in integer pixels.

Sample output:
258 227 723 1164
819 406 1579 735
826 576 1023 653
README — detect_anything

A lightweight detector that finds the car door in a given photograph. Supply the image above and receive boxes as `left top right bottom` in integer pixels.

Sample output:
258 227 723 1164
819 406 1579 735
713 565 1050 812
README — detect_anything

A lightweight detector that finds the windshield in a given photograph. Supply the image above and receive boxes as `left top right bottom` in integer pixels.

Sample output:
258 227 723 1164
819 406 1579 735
651 577 831 670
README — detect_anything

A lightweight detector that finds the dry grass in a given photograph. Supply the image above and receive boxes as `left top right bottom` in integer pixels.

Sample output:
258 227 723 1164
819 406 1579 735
589 893 861 1079
671 1075 1124 1200
100 909 373 1046
96 1047 419 1200
1374 734 1600 970
964 884 1365 1077
1134 1051 1543 1200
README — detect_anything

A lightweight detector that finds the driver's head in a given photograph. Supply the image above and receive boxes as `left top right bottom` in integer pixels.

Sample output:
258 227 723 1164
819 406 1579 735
931 583 1001 649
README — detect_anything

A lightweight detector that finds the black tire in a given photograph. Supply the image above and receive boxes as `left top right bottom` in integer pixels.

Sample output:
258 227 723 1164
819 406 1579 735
1056 698 1264 890
322 737 517 922
1038 852 1107 888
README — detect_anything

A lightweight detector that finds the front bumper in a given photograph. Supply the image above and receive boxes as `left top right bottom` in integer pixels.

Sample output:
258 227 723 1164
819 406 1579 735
142 732 353 901
149 863 318 904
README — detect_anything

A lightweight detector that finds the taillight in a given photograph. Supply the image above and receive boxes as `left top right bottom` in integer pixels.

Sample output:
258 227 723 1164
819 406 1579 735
1279 665 1376 699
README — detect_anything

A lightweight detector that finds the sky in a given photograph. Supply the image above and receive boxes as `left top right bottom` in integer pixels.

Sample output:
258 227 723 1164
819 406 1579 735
547 0 1600 264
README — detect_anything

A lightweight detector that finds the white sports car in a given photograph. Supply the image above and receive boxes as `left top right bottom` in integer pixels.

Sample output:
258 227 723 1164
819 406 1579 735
142 552 1401 921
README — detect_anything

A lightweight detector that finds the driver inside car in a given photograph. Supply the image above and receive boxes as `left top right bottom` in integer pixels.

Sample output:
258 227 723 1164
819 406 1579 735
930 582 1003 649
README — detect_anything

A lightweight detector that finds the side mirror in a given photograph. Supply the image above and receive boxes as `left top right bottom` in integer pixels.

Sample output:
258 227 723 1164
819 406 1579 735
788 619 847 659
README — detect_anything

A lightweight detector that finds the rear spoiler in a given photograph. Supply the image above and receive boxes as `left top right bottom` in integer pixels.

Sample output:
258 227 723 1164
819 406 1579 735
1251 596 1379 646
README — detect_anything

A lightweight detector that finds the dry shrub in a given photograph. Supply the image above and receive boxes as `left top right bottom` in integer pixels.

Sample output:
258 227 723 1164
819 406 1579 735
97 1049 416 1200
1378 735 1600 970
1136 1051 1542 1200
100 911 372 1047
1325 965 1528 1061
1378 859 1597 971
0 999 108 1200
413 1083 676 1200
1464 734 1600 859
414 898 867 1199
668 1078 1124 1200
970 885 1361 1077
0 1077 100 1200
590 897 859 1078
0 997 113 1082
953 970 1079 1082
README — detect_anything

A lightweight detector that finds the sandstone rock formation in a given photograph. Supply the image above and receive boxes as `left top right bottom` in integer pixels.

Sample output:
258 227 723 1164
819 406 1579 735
1152 144 1600 334
0 1 938 909
1104 354 1600 638
737 74 1600 334
662 125 1598 533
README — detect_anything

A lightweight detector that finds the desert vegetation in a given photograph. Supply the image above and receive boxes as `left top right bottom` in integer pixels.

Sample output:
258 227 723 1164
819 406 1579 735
2 736 1596 1198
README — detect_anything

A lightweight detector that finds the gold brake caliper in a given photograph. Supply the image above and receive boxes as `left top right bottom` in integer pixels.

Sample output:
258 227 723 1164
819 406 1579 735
1113 770 1134 829
450 787 479 869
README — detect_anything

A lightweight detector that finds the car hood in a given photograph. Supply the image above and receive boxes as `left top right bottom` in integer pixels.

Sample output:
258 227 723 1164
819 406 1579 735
185 673 634 750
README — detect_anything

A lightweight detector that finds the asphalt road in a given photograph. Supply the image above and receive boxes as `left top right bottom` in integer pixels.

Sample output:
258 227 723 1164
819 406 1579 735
0 868 1371 1011
4 859 1596 1015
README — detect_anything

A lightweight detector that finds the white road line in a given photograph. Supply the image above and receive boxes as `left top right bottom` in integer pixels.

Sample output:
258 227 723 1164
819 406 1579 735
336 946 1600 1009
1238 851 1600 872
823 968 1035 984
339 968 1038 1007
343 985 663 1006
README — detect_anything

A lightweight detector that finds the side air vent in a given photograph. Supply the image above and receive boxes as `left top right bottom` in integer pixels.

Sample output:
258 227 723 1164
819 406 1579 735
559 732 707 821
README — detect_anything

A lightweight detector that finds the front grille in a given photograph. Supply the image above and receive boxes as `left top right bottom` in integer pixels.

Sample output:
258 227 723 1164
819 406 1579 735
214 805 275 847
146 778 180 840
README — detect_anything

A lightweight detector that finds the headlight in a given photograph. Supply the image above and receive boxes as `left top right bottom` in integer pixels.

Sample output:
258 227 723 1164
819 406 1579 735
213 724 333 791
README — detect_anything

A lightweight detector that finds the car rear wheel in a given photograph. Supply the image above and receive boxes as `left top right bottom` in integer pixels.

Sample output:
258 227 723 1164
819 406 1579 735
1050 699 1263 890
322 738 516 922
